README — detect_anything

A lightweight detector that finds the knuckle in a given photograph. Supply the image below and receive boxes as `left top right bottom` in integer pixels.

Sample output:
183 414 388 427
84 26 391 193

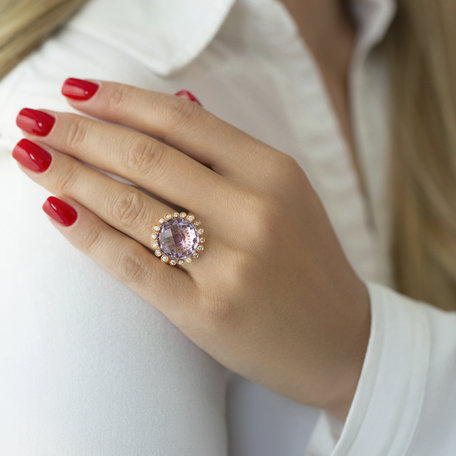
257 194 283 221
205 300 237 327
242 193 283 245
278 152 299 169
270 153 303 188
199 252 254 327
65 116 88 149
199 291 238 328
119 250 150 284
124 138 166 176
106 84 127 111
227 250 259 292
111 188 147 228
54 162 80 195
164 96 201 132
79 224 103 254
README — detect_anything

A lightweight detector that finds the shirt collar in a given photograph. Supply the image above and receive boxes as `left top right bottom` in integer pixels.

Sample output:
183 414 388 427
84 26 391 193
348 0 397 55
67 0 396 77
67 0 237 76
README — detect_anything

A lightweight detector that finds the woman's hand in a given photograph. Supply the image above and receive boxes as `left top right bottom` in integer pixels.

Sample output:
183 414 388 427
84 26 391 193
12 78 370 421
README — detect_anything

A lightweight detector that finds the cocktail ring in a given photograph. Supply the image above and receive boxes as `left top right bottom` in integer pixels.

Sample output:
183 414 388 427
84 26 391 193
150 211 205 266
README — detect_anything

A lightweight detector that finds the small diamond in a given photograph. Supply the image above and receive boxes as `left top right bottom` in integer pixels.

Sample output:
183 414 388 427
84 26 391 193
155 250 162 257
173 212 179 217
152 242 158 248
187 215 195 221
153 226 160 232
165 214 172 220
180 212 187 218
199 237 205 243
178 260 184 265
161 256 169 262
170 260 177 266
194 221 200 226
151 234 157 240
197 245 204 251
159 218 164 224
197 228 204 235
185 257 192 263
192 253 199 258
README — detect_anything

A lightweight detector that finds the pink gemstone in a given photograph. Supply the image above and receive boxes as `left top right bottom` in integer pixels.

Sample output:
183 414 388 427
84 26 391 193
157 218 199 260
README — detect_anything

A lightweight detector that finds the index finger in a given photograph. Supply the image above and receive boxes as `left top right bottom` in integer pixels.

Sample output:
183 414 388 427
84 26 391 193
61 78 281 179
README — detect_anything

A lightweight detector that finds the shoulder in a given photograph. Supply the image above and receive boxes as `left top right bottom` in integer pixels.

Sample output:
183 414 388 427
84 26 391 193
0 0 237 150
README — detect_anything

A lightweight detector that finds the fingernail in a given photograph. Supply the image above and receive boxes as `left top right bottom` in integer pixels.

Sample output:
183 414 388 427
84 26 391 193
16 108 55 136
12 139 52 172
174 90 202 106
61 77 99 100
42 196 77 226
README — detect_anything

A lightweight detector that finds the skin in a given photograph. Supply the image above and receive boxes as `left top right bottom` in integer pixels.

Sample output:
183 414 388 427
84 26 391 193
14 80 371 422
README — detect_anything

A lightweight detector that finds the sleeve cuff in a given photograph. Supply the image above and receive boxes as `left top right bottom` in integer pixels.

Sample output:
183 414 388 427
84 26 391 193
305 279 431 455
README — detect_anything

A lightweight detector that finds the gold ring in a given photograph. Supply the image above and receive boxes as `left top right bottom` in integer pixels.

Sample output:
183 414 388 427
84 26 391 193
151 211 205 266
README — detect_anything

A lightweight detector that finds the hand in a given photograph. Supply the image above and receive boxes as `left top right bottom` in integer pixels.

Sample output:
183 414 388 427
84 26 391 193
13 78 371 421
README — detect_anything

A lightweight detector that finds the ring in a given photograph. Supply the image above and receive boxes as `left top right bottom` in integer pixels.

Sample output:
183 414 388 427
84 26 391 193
151 211 206 266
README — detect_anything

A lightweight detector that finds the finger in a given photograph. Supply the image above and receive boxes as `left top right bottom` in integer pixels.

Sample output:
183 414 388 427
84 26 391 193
40 194 197 320
12 138 211 264
15 107 230 217
60 78 281 180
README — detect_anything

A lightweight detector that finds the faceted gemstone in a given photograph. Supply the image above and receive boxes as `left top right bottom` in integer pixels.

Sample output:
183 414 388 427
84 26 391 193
157 217 199 260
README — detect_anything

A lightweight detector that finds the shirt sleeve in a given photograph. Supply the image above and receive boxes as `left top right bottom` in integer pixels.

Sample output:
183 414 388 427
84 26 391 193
305 279 456 456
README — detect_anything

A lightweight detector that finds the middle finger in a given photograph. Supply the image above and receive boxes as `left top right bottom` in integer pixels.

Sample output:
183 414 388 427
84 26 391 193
12 138 208 253
16 108 231 218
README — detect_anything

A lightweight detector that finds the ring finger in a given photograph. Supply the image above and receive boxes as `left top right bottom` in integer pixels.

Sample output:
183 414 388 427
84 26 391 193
12 138 209 261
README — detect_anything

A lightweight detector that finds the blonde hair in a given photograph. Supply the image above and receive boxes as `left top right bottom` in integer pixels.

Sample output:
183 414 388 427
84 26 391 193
378 0 456 311
0 0 88 79
1 0 455 311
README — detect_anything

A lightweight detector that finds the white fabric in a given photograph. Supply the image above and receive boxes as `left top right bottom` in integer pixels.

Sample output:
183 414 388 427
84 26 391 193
0 0 455 455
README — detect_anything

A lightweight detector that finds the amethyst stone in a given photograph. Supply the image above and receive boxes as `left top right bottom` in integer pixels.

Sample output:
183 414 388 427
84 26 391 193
157 217 199 260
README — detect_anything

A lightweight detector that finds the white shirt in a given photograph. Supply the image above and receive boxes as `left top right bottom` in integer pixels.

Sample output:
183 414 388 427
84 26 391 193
0 0 455 455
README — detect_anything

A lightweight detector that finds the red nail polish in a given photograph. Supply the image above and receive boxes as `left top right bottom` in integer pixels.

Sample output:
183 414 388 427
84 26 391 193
42 196 77 226
61 78 99 100
16 108 55 136
174 90 202 106
12 139 52 172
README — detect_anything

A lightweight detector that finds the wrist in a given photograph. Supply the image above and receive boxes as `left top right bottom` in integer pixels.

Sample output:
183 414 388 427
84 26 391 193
322 280 371 422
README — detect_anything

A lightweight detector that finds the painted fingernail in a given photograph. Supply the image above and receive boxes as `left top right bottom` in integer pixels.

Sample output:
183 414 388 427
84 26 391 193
16 108 55 136
174 90 202 106
12 139 52 172
42 196 77 226
61 77 99 100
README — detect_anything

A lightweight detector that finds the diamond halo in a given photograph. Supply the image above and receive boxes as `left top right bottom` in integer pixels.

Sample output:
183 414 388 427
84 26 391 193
151 211 205 266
